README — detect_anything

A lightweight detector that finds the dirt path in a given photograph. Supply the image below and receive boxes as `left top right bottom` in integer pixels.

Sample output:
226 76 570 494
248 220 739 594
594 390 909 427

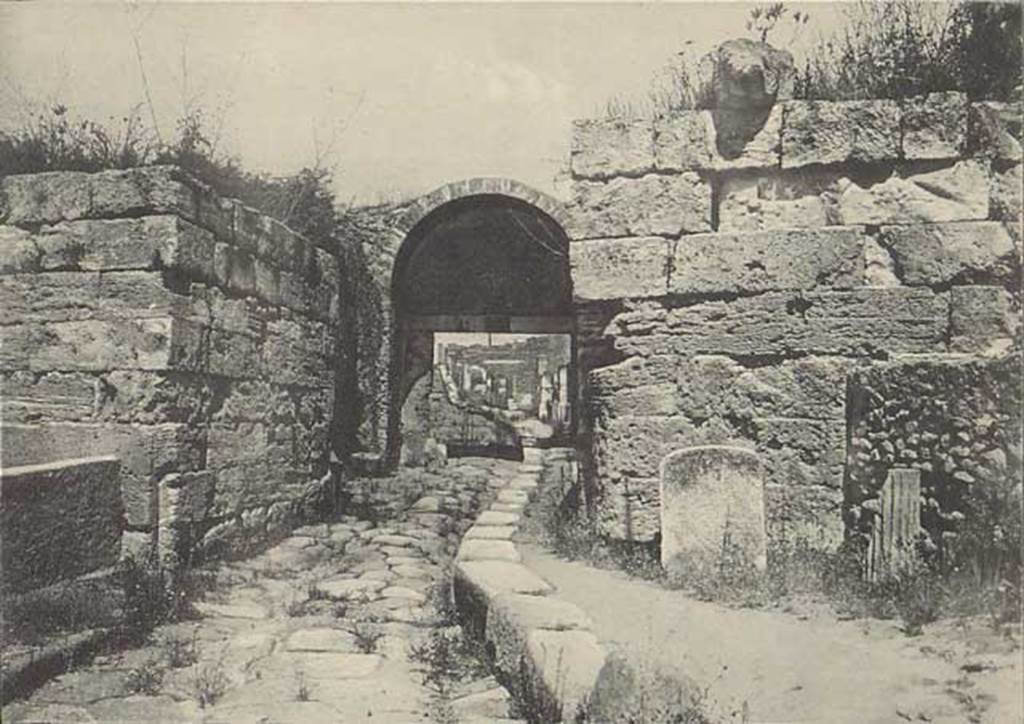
3 458 525 724
520 542 1021 724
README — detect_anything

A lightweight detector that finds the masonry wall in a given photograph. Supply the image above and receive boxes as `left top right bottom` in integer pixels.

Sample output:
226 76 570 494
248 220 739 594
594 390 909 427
845 356 1022 564
0 166 346 578
568 92 1022 548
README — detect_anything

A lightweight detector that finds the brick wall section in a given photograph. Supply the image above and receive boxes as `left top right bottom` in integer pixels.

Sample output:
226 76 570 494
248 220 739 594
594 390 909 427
568 92 1021 548
0 166 345 571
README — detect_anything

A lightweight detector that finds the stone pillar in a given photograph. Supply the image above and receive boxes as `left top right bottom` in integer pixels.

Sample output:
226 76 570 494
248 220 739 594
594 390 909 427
659 446 767 580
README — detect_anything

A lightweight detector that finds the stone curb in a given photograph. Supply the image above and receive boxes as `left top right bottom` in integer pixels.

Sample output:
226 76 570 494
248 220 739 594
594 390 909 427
452 448 607 720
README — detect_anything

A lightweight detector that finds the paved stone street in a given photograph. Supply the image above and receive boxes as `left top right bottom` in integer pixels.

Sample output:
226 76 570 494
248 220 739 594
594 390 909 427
3 458 525 724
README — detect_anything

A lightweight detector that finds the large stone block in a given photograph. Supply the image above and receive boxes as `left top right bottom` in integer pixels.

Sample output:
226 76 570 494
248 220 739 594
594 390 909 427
718 169 835 231
570 237 670 301
0 317 207 373
592 414 697 480
991 163 1022 224
0 167 197 227
608 288 948 358
902 92 968 160
97 371 212 425
653 111 718 171
669 226 865 295
878 221 1017 287
0 456 123 592
835 160 989 224
571 119 654 179
660 446 767 579
568 173 712 240
1 371 98 423
26 216 215 276
949 286 1017 353
667 101 784 174
782 100 900 168
968 101 1023 162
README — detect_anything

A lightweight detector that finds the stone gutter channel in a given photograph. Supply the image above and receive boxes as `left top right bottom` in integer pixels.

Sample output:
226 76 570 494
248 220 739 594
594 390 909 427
453 446 607 721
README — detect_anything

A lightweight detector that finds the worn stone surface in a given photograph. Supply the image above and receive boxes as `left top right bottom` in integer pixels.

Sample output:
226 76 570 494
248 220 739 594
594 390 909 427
606 288 949 359
949 286 1017 354
670 227 865 295
568 173 712 240
0 457 123 592
968 101 1023 161
571 119 654 179
660 446 767 579
718 168 837 231
902 92 968 160
782 100 900 168
878 221 1018 287
704 38 794 109
570 237 670 301
835 160 989 224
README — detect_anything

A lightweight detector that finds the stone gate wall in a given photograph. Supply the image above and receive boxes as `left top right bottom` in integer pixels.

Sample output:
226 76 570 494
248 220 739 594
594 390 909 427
0 166 345 581
569 91 1021 548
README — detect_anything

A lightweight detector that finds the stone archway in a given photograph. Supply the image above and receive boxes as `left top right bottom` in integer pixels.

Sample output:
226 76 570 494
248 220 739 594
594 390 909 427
387 181 575 463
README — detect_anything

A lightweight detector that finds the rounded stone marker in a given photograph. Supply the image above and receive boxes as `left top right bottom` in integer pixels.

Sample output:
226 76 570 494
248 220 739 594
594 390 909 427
659 445 767 581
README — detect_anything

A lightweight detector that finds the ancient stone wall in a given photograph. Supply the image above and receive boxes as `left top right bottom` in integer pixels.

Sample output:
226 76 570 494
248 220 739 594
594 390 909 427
845 355 1022 565
0 166 346 577
569 91 1021 548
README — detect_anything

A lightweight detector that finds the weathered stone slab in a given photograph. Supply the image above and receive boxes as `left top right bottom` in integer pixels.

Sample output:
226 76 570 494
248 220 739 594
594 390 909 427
457 539 521 562
991 163 1022 224
0 456 123 592
669 227 864 295
571 119 654 179
523 629 607 717
717 167 840 231
902 92 967 160
1 167 197 226
568 173 712 240
968 101 1023 161
29 216 214 276
464 525 516 540
609 288 949 358
949 286 1017 353
653 111 717 171
0 317 206 373
659 446 767 580
570 237 670 301
878 221 1017 287
314 577 387 602
477 510 520 526
835 160 989 224
782 100 900 168
285 628 359 653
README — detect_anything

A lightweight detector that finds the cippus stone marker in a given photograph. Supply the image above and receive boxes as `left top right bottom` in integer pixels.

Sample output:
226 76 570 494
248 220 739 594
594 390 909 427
659 445 767 581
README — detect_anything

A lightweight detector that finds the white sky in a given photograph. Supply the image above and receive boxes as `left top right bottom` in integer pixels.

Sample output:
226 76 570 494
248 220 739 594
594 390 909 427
0 2 850 205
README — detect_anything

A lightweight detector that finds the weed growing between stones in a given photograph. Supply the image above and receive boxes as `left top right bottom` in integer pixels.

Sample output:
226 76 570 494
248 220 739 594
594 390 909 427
351 622 384 653
294 670 312 702
191 655 229 709
124 655 165 695
160 630 200 669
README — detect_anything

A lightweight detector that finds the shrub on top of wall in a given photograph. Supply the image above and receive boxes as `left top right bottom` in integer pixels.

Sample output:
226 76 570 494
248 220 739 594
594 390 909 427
0 105 337 241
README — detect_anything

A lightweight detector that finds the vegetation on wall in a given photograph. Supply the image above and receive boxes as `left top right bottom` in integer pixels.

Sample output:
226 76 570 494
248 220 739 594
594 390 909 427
0 104 337 240
796 0 1023 101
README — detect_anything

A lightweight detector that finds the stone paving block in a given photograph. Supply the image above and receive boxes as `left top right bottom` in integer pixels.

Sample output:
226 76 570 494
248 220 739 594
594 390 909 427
477 510 521 526
464 525 516 540
457 539 521 562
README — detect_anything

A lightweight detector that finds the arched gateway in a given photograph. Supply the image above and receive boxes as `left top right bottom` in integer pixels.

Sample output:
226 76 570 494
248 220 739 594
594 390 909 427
388 179 575 462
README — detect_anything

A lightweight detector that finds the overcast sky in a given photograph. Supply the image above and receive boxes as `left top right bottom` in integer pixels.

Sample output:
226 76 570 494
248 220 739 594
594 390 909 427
1 2 848 205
